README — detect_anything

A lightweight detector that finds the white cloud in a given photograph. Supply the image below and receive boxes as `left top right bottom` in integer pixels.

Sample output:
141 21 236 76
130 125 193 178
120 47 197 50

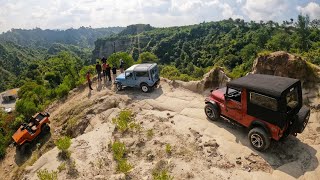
297 2 320 19
242 0 289 21
0 0 315 33
219 3 243 19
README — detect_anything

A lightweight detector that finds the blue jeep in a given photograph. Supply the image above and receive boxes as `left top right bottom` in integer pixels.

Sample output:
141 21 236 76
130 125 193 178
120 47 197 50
115 63 160 92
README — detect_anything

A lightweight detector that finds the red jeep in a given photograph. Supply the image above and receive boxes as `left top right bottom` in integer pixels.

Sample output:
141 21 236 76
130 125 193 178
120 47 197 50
205 74 310 151
12 112 51 153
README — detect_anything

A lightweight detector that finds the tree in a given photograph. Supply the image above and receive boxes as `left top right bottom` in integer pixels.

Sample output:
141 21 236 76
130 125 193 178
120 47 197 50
137 52 159 63
295 15 310 51
107 52 134 69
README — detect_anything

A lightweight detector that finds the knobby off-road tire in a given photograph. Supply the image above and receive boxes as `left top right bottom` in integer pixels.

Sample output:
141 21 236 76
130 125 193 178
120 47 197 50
20 143 31 154
204 104 220 121
116 83 123 91
248 127 271 151
41 124 51 134
140 83 150 93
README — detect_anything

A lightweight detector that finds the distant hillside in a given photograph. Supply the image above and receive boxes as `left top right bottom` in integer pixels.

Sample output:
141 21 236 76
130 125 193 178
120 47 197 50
0 41 45 91
93 17 320 78
0 26 125 48
0 41 95 92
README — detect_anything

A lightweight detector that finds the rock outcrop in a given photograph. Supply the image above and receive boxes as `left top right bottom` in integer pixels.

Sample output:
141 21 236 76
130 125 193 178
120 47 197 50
92 34 150 60
252 51 318 83
169 67 230 93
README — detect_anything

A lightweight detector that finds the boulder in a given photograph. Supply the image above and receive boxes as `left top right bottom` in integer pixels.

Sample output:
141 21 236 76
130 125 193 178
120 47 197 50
169 67 230 93
252 51 318 83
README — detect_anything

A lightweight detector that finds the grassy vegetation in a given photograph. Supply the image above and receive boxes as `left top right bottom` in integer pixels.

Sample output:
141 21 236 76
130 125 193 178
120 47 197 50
147 129 154 140
67 160 78 177
152 160 173 180
57 162 66 172
112 109 140 133
55 136 72 160
153 170 174 180
165 144 172 155
37 169 58 180
111 141 133 174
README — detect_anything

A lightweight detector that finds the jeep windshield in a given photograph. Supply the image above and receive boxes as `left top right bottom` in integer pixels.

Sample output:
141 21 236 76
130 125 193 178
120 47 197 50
286 87 299 112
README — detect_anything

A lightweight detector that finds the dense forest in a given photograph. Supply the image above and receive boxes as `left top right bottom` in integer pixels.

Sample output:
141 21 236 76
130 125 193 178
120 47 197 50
0 16 320 158
0 26 125 92
0 27 124 49
94 16 320 80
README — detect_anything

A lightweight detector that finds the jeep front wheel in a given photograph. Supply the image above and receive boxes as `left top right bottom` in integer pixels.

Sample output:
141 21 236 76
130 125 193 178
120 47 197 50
248 128 270 151
116 83 122 91
204 104 220 121
140 83 150 93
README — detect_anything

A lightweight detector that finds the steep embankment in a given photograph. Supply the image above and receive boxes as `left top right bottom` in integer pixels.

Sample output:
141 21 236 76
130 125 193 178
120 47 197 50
2 75 318 180
253 51 320 84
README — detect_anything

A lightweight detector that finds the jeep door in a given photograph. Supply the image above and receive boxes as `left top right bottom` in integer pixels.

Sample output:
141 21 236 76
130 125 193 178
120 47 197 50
135 71 151 86
125 71 135 87
225 87 243 121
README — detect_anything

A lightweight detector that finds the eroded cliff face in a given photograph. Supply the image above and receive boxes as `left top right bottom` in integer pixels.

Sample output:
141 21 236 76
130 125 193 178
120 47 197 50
252 51 319 83
92 35 150 61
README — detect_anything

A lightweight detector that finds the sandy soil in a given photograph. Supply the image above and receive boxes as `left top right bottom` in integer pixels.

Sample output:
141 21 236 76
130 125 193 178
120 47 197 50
1 79 320 180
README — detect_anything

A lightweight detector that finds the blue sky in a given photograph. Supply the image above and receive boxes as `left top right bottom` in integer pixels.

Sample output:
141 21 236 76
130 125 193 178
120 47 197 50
0 0 319 33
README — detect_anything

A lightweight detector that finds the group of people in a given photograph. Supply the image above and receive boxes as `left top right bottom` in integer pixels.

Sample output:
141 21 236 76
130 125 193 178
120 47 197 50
86 56 125 90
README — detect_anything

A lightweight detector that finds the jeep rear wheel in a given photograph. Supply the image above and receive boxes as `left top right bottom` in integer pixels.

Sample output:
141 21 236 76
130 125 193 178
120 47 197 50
141 83 150 93
20 143 30 154
42 124 50 134
248 127 270 151
116 83 122 91
205 104 220 121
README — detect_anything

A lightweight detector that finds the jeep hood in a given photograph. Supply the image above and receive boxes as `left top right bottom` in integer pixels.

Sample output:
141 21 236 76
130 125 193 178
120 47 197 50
12 126 29 144
210 87 226 103
116 73 125 81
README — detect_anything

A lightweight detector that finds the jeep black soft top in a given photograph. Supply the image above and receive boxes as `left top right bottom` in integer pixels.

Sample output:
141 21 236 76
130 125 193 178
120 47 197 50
227 74 300 98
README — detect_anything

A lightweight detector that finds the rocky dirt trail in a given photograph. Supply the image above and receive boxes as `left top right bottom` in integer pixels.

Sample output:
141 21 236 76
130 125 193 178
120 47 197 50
1 76 320 180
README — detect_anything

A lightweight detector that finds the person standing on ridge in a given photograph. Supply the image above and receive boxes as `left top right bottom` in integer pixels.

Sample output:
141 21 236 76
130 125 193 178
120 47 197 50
102 62 107 81
101 56 107 64
112 65 117 83
86 71 93 90
96 61 102 81
106 63 112 82
119 59 125 73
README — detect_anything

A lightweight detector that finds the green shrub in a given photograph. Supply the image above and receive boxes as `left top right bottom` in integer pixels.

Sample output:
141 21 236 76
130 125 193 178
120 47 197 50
112 109 138 132
137 52 159 64
153 170 174 180
147 129 154 139
56 136 71 159
56 136 71 150
67 160 78 177
55 83 70 98
165 144 172 155
117 159 133 173
152 160 173 180
111 141 133 174
0 141 6 159
107 52 135 68
37 169 58 180
57 162 66 172
112 141 126 161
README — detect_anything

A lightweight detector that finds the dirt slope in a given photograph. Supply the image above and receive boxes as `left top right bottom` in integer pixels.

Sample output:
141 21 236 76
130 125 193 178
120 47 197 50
1 76 320 180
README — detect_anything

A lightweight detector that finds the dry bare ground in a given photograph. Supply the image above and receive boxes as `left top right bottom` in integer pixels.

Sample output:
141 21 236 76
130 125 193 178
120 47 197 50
1 78 320 180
